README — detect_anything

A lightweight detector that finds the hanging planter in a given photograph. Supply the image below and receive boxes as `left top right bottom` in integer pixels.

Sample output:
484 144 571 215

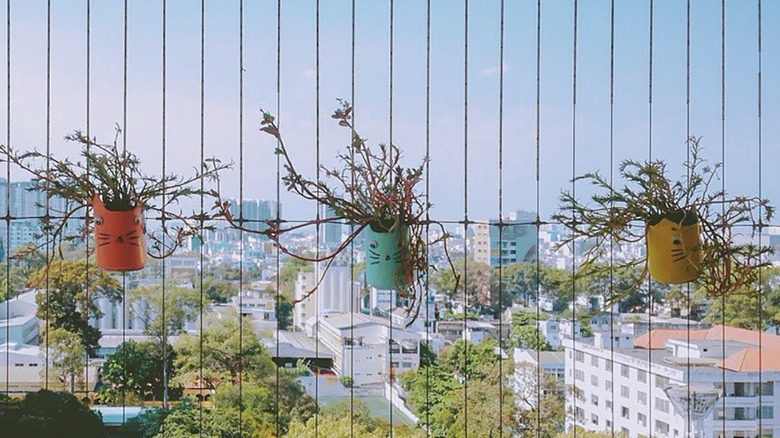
1 128 230 272
92 195 147 272
365 222 407 290
217 100 457 322
553 137 773 301
645 210 701 284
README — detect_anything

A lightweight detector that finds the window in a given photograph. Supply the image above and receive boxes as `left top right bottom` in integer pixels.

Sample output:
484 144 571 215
606 400 613 410
575 407 585 423
638 391 647 405
606 420 612 429
621 385 629 398
605 359 612 372
575 370 585 381
656 375 669 389
621 406 630 419
591 414 599 425
591 355 599 367
655 420 670 435
575 351 585 363
591 394 599 407
620 365 630 378
637 412 647 427
761 382 774 396
637 370 647 383
591 375 599 387
574 387 585 401
656 397 670 413
605 380 612 391
760 406 774 419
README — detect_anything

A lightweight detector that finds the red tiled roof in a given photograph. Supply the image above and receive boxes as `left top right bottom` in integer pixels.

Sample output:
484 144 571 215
634 325 780 350
719 347 780 372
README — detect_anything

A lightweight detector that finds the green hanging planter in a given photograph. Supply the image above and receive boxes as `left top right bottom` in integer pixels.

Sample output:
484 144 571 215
364 223 407 290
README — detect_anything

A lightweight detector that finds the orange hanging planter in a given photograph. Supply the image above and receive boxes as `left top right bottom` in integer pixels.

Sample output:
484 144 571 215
92 195 147 272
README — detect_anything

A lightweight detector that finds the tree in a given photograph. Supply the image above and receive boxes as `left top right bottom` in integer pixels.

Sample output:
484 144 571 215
101 340 176 403
432 257 491 310
704 267 780 331
515 363 565 438
276 296 293 330
129 284 200 338
31 260 121 356
45 327 87 392
275 257 313 299
449 363 517 438
0 390 107 438
440 339 501 381
173 309 275 390
202 273 238 304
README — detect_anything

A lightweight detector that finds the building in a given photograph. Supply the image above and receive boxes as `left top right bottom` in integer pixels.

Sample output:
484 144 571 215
513 349 565 409
305 312 421 387
474 211 538 267
0 178 76 253
322 205 342 246
436 320 499 344
231 290 276 323
227 198 279 234
0 291 39 345
293 263 361 330
564 325 780 438
0 343 44 394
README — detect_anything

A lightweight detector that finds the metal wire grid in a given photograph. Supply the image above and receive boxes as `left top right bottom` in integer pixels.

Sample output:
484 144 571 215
0 1 774 438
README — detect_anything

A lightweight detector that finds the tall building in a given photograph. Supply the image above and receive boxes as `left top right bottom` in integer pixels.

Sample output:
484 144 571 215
227 198 280 235
322 205 342 245
0 178 75 253
474 210 537 266
564 325 780 438
293 263 361 330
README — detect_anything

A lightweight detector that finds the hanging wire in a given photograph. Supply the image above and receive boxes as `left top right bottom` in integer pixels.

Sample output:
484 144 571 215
314 0 321 435
570 3 579 437
198 0 206 432
274 0 282 435
684 0 692 436
388 0 395 433
646 2 654 436
462 0 469 435
3 0 10 400
424 0 431 435
121 0 128 422
534 0 542 435
756 0 764 435
719 0 727 433
497 0 505 435
44 0 51 393
237 0 245 434
83 0 92 401
160 0 169 426
349 0 356 435
608 0 616 436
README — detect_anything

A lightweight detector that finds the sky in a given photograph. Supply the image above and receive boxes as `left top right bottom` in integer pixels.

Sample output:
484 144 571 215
2 0 779 223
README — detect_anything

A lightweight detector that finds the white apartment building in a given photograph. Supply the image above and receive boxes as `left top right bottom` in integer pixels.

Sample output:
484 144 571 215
306 312 420 387
293 264 361 330
231 290 276 323
564 325 780 438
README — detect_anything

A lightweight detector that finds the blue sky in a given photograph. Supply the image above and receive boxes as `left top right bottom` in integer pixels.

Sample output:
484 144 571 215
2 0 779 222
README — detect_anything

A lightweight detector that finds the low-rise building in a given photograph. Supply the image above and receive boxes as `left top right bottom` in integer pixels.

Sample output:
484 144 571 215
0 291 39 345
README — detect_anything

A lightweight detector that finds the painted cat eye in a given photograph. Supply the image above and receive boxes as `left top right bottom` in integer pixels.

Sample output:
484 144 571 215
369 240 378 249
95 216 104 226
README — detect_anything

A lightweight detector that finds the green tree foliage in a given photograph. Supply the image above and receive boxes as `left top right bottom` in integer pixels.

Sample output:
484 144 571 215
515 363 565 438
508 311 552 350
100 340 176 403
129 284 200 338
400 341 515 438
174 309 275 389
202 273 238 304
704 267 780 331
276 296 293 330
45 327 87 392
287 400 424 438
31 260 121 355
275 257 313 300
0 390 107 438
432 257 491 301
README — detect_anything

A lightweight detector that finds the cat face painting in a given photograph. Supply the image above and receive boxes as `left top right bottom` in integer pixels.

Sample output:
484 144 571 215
365 226 405 290
646 213 701 284
92 196 147 272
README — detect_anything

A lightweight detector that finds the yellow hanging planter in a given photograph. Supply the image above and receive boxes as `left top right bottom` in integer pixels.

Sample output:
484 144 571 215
646 210 702 284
